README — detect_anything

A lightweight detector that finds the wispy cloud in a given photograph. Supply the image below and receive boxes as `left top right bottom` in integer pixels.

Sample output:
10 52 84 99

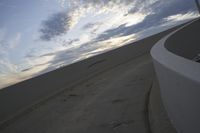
0 59 18 75
8 33 21 49
0 31 22 70
164 11 199 22
0 30 23 87
0 60 51 89
0 32 21 50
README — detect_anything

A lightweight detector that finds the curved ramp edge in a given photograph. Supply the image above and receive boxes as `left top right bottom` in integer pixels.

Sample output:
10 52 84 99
151 18 200 133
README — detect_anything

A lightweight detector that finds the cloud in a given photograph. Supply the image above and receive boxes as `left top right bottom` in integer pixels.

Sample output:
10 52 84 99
0 59 51 89
92 0 198 42
58 0 66 8
8 33 21 49
164 11 199 22
40 12 70 41
0 31 23 88
39 0 143 41
0 59 18 75
0 32 21 55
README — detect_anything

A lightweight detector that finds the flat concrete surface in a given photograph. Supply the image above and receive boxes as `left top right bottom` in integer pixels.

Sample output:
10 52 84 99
149 79 177 133
0 54 176 133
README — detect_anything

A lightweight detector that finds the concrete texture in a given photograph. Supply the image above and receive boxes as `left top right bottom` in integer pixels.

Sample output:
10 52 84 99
0 54 177 133
151 18 200 133
148 79 177 133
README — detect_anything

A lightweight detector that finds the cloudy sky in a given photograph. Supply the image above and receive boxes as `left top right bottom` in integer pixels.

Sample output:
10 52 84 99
0 0 199 89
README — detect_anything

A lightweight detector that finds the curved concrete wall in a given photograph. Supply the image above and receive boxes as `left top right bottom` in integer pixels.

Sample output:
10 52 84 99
151 19 200 133
0 27 177 125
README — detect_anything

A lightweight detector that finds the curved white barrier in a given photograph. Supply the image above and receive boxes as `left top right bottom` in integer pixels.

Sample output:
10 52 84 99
151 19 200 133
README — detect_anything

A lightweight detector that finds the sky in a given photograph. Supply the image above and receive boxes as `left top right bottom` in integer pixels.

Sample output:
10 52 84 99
0 0 199 89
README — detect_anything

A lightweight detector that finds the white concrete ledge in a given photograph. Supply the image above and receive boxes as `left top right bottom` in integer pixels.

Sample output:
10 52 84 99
151 18 200 133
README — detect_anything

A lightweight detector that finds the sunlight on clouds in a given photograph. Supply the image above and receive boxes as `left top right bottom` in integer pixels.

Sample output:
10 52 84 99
99 34 137 49
0 59 18 75
0 52 54 89
67 7 87 29
41 0 151 41
115 13 147 27
41 2 147 52
73 34 136 62
66 1 134 30
0 75 19 89
164 12 199 22
80 34 93 43
0 62 51 89
30 55 55 66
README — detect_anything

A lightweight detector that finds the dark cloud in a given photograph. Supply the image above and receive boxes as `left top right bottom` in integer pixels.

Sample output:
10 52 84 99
93 24 127 42
40 12 70 41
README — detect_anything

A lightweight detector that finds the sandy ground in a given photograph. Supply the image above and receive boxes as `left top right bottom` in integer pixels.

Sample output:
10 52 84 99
0 54 176 133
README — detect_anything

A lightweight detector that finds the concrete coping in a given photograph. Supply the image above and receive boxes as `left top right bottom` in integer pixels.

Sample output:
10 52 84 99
151 18 200 84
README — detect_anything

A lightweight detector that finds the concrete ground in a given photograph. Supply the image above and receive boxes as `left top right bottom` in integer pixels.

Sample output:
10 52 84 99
0 54 177 133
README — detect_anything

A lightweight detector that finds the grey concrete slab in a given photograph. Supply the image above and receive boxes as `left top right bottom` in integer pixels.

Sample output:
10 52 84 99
148 78 177 133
